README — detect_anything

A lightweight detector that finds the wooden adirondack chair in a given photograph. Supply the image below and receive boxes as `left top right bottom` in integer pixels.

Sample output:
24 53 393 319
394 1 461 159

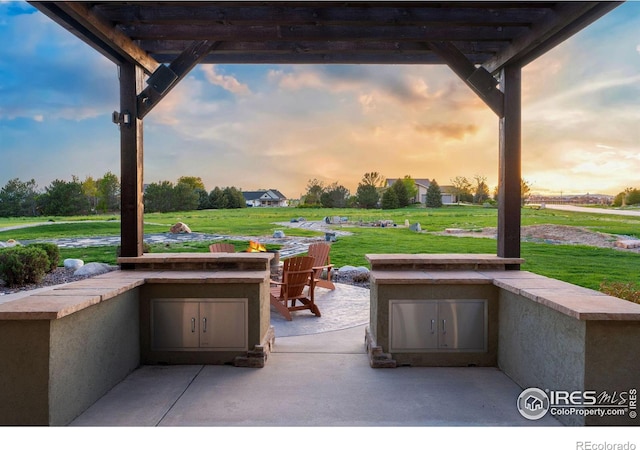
307 242 336 290
270 256 321 321
209 242 236 253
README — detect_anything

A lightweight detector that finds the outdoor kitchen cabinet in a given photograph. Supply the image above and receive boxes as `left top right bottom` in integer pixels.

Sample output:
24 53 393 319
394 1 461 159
389 299 487 352
151 298 248 351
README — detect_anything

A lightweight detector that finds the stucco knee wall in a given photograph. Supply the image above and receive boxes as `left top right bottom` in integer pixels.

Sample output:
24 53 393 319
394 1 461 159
498 290 586 425
498 290 640 426
0 289 140 426
49 289 141 425
0 320 52 425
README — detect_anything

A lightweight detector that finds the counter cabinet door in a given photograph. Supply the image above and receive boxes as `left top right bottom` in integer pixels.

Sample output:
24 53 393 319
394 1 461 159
437 300 487 351
199 299 248 350
389 300 439 352
151 300 200 350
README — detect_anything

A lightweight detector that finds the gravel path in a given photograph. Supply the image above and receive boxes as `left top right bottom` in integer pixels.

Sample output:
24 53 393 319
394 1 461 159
432 224 639 252
0 267 116 296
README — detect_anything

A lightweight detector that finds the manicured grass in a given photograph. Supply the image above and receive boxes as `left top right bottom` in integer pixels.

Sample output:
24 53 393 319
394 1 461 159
2 205 639 291
520 243 640 290
60 246 122 265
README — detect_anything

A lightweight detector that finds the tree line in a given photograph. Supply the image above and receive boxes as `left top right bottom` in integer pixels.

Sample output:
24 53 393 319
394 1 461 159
0 173 120 217
1 171 544 217
0 174 249 217
612 188 640 207
143 177 247 213
301 172 524 209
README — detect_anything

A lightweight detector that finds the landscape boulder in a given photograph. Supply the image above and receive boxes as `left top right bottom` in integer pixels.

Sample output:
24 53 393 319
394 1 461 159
0 239 20 248
74 262 113 277
64 258 84 270
615 239 640 249
273 230 286 238
170 222 191 234
409 222 422 232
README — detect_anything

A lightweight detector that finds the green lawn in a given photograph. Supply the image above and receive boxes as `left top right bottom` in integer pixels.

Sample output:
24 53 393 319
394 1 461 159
1 205 639 291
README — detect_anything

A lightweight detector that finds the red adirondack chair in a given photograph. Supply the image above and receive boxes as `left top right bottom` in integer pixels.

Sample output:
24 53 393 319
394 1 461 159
270 256 321 321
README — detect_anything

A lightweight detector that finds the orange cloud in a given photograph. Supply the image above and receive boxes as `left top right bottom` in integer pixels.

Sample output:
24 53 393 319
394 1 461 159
413 123 479 140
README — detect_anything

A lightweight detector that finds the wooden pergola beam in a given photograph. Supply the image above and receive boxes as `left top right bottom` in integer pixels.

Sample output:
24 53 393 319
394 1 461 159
483 1 622 74
137 40 220 119
428 41 504 117
121 23 528 42
96 4 551 25
33 1 160 75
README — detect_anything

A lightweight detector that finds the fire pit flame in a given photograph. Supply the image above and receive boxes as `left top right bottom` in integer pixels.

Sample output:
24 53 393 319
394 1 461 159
247 240 267 252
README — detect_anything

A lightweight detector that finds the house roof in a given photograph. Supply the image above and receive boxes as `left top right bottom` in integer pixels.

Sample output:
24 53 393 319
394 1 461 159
387 178 431 188
242 189 287 201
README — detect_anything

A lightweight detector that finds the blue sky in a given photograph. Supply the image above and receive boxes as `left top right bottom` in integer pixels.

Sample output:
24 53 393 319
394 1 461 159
1 1 639 199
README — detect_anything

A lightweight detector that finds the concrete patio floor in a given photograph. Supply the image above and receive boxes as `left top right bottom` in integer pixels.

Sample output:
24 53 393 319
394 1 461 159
69 284 560 427
70 324 560 427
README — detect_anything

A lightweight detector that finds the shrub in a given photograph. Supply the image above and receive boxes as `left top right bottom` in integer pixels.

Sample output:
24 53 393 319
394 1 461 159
599 281 640 304
0 246 49 287
27 243 60 273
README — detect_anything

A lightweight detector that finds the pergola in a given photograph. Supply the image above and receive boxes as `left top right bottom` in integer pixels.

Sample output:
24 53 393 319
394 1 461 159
30 1 622 263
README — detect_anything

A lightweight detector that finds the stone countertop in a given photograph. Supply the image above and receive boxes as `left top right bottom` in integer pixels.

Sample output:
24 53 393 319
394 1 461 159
366 253 524 269
117 252 274 264
0 269 269 321
366 253 523 263
490 271 640 321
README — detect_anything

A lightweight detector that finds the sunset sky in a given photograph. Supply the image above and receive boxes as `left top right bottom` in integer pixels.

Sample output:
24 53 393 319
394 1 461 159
1 1 639 199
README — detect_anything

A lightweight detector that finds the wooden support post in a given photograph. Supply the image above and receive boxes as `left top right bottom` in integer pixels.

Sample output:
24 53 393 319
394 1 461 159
497 65 522 265
119 63 145 261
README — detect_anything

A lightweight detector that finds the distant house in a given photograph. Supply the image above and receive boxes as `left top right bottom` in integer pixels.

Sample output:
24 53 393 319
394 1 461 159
439 185 458 204
385 178 458 205
242 189 288 207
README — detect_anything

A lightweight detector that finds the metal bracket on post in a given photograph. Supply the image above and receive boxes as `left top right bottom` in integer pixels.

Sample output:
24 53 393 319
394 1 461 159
111 110 132 127
467 67 499 95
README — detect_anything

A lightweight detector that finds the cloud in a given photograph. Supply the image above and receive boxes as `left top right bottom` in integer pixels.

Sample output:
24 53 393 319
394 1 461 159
0 9 117 122
269 68 325 91
201 65 251 95
268 65 455 109
413 123 479 141
1 2 36 17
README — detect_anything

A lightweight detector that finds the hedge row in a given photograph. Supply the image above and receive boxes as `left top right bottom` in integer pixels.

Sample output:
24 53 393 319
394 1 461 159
0 243 60 288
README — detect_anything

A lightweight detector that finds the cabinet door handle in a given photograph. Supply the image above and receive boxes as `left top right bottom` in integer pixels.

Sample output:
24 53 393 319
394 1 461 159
191 317 196 333
202 317 207 333
430 319 436 334
442 319 447 334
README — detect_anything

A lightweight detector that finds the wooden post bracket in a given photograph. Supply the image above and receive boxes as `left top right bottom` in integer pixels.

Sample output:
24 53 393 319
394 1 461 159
137 40 220 119
428 41 504 118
